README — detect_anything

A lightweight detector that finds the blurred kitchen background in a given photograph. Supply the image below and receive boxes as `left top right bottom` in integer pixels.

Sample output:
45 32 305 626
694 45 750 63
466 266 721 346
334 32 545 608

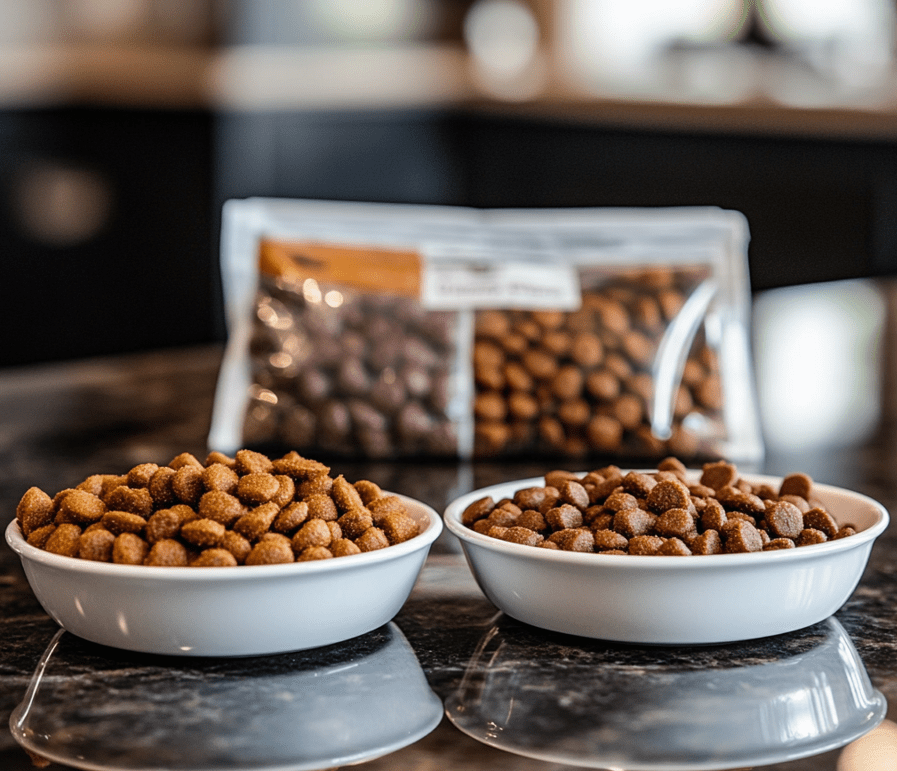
1 0 897 466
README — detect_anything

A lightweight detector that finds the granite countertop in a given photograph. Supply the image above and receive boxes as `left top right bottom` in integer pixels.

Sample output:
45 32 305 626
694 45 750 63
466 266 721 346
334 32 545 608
1 344 894 771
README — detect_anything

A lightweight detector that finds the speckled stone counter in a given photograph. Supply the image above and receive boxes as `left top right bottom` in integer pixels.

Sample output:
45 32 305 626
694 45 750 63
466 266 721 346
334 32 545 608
1 345 895 770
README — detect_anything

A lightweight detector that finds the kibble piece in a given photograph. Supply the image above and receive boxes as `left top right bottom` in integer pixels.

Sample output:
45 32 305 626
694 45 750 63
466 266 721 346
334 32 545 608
716 486 766 515
380 511 419 544
17 487 54 537
145 508 184 543
246 539 294 565
235 449 273 475
765 501 804 540
559 480 590 509
106 486 153 518
77 527 116 561
272 501 309 534
657 538 692 556
326 520 342 542
77 475 109 496
306 493 339 522
338 508 374 540
538 540 560 550
627 534 664 555
353 480 383 505
612 508 656 538
779 473 813 499
654 508 697 540
220 530 252 564
657 456 688 477
234 502 280 541
235 472 279 505
205 451 236 468
331 475 365 513
269 475 296 508
144 539 189 567
44 524 82 557
355 526 390 552
690 530 723 555
797 528 827 546
113 532 149 564
803 508 838 539
724 520 763 553
291 519 332 552
835 526 857 540
181 518 226 548
700 499 728 532
604 491 639 512
27 524 56 549
127 463 159 489
646 479 692 513
545 504 583 531
148 466 177 507
517 509 547 532
168 452 203 470
780 494 811 513
191 549 238 567
368 495 409 524
201 463 239 493
272 452 330 480
497 526 543 546
297 546 333 561
198 490 245 527
764 538 795 551
59 489 107 526
700 461 738 491
331 538 362 557
593 529 629 551
554 529 595 552
484 507 519 529
101 510 147 536
622 471 656 498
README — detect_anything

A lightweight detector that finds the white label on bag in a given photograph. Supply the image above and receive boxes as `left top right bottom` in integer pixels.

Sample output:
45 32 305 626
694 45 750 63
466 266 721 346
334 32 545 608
421 258 582 311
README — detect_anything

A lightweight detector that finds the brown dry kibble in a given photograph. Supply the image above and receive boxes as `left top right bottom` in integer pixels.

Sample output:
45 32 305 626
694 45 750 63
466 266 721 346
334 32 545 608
604 492 639 512
780 494 811 513
724 520 763 553
220 530 252 564
235 472 279 505
331 538 362 557
655 508 697 540
764 538 796 551
559 480 590 509
657 537 692 556
271 451 330 480
835 526 857 540
613 508 656 538
291 519 332 551
113 532 149 564
202 463 239 493
356 527 390 552
646 478 691 513
629 534 665 555
148 467 178 507
233 502 280 542
699 461 737 491
191 549 239 567
497 526 543 546
17 487 54 537
803 508 838 539
180 518 227 549
338 509 374 540
235 449 274 475
779 473 813 499
297 546 334 561
331 475 365 512
461 496 494 526
593 529 629 551
246 539 294 565
765 501 804 540
272 501 309 534
517 509 547 531
45 523 82 557
699 499 727 532
101 510 147 536
797 528 828 546
689 529 723 555
381 511 420 544
305 493 339 522
169 452 203 470
106 486 153 518
127 463 159 489
353 480 383 505
545 504 583 531
145 508 184 543
553 529 594 552
622 471 656 498
78 528 116 562
27 525 56 550
59 489 107 526
205 451 236 468
199 490 245 527
144 539 189 567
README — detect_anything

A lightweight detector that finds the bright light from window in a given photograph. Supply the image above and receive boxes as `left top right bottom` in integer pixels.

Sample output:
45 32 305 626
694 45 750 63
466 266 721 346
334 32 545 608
752 280 884 452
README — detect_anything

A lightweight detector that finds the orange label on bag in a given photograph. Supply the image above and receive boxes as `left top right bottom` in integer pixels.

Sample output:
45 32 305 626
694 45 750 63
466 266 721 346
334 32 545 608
259 239 421 297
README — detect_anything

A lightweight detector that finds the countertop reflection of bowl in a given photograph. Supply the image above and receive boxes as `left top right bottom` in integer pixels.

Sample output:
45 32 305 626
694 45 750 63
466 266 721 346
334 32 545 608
11 622 443 771
6 493 442 657
444 473 888 645
445 615 886 770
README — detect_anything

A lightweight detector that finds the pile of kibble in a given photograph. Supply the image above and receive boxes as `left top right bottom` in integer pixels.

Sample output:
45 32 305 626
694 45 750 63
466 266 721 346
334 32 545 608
461 458 856 555
15 450 420 566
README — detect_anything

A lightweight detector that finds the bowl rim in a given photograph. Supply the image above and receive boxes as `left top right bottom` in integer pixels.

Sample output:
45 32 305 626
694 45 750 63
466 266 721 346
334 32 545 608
444 472 890 569
6 492 442 581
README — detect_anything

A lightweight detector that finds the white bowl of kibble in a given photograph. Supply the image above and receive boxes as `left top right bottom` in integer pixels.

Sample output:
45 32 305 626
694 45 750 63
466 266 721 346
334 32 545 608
444 458 889 645
6 449 442 657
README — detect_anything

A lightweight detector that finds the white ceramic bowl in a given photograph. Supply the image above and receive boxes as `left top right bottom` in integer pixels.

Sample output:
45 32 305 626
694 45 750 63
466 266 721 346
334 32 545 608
6 493 442 657
444 474 889 645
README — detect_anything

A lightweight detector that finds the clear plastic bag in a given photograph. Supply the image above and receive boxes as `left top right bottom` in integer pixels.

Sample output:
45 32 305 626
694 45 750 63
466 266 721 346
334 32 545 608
209 199 763 464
